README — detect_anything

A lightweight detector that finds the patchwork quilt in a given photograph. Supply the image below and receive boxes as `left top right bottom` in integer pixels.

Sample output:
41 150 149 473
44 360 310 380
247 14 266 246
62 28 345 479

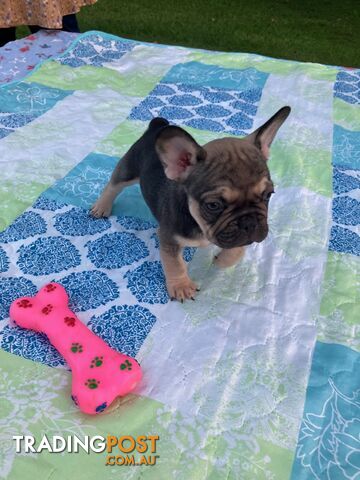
0 31 359 480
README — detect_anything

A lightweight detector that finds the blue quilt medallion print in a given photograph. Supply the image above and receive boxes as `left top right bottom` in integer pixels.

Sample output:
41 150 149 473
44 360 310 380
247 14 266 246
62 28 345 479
57 270 119 312
86 232 149 269
130 61 268 136
330 128 360 256
58 33 134 68
333 167 360 195
0 277 37 321
89 304 157 357
332 196 359 226
54 207 111 236
329 226 360 257
17 236 81 275
334 69 360 105
124 261 169 304
116 215 157 231
1 325 65 367
0 211 47 243
33 195 66 211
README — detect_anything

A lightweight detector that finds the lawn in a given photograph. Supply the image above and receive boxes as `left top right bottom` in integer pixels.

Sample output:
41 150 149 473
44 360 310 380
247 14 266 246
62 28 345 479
20 0 359 67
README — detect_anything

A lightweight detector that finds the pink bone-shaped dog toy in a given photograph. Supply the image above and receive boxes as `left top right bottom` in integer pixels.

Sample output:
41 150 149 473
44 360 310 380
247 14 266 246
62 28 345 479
9 283 142 415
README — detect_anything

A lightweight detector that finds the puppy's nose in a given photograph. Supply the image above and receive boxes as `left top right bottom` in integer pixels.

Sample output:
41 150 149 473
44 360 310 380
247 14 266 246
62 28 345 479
238 214 257 234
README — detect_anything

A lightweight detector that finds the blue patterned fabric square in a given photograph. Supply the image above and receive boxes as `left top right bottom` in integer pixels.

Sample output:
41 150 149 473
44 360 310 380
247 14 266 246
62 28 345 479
334 69 360 105
58 33 134 68
162 62 269 91
333 166 360 195
1 324 64 367
330 128 360 256
292 342 360 480
17 237 81 275
332 196 359 227
329 225 360 256
0 277 37 321
129 62 268 136
89 304 157 357
332 167 360 230
333 125 360 170
57 270 120 312
0 211 47 243
43 152 155 221
0 81 72 139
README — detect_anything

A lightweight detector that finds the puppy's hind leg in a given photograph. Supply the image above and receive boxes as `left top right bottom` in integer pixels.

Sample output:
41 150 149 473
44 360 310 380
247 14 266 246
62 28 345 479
90 152 139 218
91 177 138 218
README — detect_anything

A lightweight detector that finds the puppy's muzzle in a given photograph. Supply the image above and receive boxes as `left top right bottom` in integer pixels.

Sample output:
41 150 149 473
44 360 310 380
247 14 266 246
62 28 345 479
215 213 268 248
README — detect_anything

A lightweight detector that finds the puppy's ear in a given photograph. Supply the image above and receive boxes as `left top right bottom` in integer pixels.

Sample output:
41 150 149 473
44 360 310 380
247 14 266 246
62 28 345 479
246 106 291 160
155 126 206 181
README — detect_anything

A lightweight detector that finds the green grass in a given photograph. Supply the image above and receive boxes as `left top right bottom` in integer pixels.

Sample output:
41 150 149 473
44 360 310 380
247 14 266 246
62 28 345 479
77 0 359 66
20 0 360 66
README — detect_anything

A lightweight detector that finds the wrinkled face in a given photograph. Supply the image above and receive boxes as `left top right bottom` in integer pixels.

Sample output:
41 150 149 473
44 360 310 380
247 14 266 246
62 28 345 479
185 138 274 249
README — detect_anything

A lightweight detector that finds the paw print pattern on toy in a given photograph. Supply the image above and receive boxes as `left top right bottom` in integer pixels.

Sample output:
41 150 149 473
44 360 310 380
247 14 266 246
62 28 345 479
85 378 100 389
120 359 132 371
64 316 76 327
17 299 33 309
90 356 103 368
71 342 83 353
9 282 142 415
45 284 57 293
42 304 53 315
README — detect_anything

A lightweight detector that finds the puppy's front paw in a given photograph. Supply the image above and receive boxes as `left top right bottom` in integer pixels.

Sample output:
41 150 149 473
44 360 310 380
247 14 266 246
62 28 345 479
167 276 199 303
90 199 112 218
213 247 245 269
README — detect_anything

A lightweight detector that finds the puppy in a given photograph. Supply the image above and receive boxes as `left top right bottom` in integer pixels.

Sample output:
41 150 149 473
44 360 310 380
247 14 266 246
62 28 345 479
91 106 291 301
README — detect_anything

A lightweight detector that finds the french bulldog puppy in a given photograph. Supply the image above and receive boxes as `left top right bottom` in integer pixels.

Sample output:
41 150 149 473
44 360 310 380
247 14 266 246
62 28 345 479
91 106 291 301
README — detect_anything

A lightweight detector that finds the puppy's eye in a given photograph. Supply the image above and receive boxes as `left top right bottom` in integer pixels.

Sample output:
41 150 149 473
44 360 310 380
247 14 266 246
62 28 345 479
262 190 274 202
204 201 223 212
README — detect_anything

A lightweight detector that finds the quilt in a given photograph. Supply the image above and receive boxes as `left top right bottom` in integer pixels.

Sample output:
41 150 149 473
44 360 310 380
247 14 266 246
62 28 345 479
0 31 359 480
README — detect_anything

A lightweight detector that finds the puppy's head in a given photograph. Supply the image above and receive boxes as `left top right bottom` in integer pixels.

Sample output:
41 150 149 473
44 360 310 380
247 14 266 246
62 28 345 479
155 106 291 249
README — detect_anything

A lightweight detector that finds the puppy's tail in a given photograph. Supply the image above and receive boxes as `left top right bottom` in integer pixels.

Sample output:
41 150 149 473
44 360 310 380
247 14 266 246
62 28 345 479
148 117 169 132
